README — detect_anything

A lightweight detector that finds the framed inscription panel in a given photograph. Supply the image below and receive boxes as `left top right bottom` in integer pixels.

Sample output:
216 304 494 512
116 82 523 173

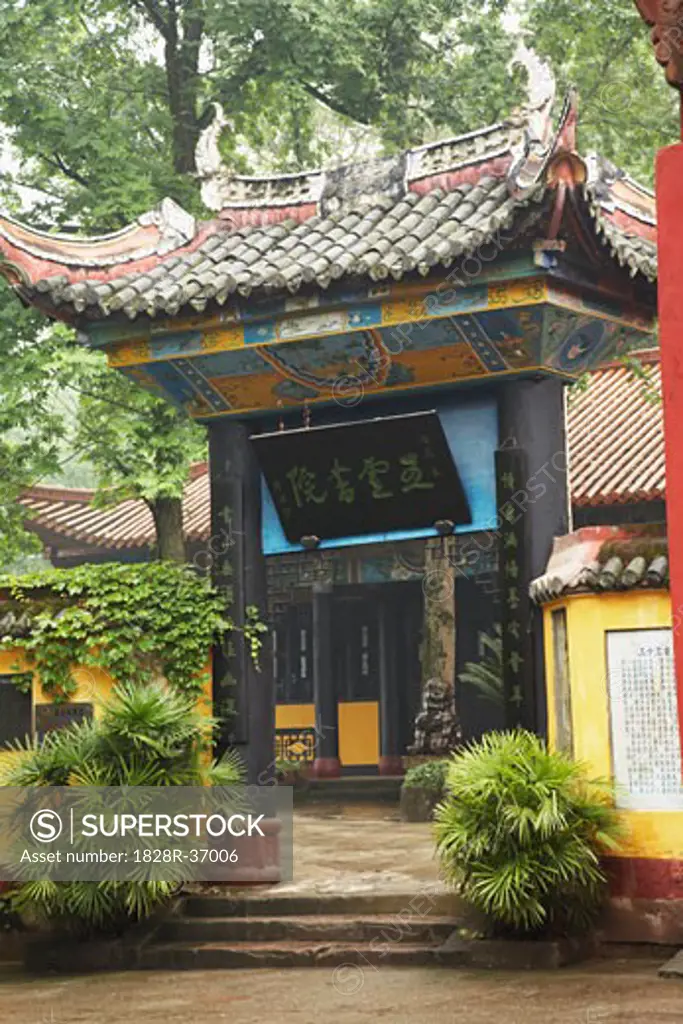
252 411 471 543
606 629 683 811
35 702 94 741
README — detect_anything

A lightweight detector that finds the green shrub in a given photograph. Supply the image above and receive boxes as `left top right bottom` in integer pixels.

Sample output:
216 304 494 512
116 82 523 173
402 759 449 794
1 682 243 934
434 730 622 937
275 759 306 778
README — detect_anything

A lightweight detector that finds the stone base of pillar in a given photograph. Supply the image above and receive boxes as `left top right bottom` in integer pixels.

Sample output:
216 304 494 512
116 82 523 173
378 755 404 777
312 756 342 779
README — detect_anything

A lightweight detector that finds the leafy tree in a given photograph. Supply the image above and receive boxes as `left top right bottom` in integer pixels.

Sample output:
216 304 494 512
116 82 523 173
58 348 206 562
0 284 66 566
0 0 520 225
522 0 679 183
0 0 520 563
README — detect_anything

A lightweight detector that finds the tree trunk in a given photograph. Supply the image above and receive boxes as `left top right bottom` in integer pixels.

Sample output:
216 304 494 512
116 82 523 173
163 2 204 174
151 496 186 563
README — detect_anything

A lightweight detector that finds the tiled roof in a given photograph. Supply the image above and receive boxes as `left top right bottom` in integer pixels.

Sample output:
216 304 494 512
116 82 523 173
34 173 541 320
568 354 664 506
0 60 657 323
21 464 210 551
530 527 668 603
583 155 658 282
18 358 666 553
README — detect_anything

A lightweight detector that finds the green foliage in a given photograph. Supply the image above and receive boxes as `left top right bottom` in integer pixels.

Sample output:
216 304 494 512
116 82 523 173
1 681 244 932
0 681 242 788
0 892 22 933
244 604 268 672
620 354 662 408
0 297 205 566
0 562 231 703
58 347 207 509
275 758 307 779
458 626 503 705
523 0 678 183
11 878 175 933
0 284 67 566
402 759 448 794
434 731 622 937
0 0 520 223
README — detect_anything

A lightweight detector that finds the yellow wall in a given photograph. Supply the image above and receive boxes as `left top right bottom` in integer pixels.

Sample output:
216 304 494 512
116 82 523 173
0 648 213 726
2 647 379 767
276 704 316 730
543 589 679 860
276 701 380 767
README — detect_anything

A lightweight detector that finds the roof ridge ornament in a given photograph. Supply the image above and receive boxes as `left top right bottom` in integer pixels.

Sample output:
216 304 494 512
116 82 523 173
138 198 196 255
0 196 197 278
511 41 557 132
506 42 558 198
195 103 234 211
195 101 326 214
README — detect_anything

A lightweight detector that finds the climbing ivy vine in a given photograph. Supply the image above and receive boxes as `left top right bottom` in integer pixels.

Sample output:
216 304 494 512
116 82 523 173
0 563 233 703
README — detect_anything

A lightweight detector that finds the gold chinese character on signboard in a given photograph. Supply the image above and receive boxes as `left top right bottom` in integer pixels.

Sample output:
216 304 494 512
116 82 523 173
359 458 393 499
399 453 435 493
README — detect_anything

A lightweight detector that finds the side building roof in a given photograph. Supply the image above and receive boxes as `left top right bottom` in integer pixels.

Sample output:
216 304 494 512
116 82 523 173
568 352 663 507
530 526 668 604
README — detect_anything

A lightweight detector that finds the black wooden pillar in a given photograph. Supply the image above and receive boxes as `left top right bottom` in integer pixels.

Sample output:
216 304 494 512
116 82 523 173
311 582 341 778
208 420 275 785
496 378 569 736
378 592 402 776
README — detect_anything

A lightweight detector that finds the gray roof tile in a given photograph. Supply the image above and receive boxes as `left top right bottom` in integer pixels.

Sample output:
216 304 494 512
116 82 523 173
1 96 658 320
530 533 669 604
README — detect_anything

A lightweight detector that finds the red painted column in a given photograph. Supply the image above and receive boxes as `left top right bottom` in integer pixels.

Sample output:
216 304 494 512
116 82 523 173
655 143 683 758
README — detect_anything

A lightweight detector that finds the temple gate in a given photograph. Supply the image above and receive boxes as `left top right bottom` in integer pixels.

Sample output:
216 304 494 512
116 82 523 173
0 57 657 780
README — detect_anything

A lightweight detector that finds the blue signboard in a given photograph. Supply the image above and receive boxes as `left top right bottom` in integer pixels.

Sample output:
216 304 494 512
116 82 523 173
262 394 497 555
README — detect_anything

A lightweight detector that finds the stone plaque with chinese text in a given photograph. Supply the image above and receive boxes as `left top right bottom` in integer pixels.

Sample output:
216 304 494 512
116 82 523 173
607 629 683 811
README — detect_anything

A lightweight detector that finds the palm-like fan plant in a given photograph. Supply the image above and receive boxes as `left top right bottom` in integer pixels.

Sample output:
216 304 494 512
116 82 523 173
434 730 622 937
458 625 503 705
1 683 243 933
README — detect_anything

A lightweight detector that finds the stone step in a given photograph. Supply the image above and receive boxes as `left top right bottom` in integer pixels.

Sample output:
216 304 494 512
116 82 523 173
301 776 404 802
180 891 463 919
659 950 683 979
138 939 465 971
157 914 457 945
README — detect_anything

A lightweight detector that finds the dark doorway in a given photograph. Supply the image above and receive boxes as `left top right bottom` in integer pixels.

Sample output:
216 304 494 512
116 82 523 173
331 582 423 755
272 581 423 764
0 674 32 745
273 600 314 705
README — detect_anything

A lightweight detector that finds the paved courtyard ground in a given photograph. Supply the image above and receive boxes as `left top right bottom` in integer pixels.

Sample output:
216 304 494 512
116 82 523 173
1 960 681 1023
277 802 447 893
0 805 681 1022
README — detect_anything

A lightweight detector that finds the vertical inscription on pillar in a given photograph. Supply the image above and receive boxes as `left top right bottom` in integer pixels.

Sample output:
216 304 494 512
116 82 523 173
495 448 534 729
213 498 237 728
